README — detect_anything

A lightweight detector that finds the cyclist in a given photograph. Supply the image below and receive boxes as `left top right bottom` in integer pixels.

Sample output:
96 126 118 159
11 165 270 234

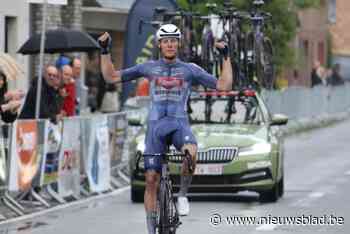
98 24 233 234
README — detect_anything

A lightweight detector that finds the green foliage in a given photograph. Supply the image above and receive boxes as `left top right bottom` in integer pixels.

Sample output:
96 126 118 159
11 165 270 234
294 0 321 9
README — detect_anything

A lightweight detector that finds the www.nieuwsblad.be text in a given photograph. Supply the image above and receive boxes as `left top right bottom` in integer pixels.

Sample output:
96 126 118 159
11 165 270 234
209 213 345 227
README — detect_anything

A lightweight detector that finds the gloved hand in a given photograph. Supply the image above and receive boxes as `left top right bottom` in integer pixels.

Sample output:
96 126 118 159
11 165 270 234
215 41 229 60
98 32 112 55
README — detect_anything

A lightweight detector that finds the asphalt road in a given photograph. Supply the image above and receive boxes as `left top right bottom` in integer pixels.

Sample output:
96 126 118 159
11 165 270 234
1 119 350 234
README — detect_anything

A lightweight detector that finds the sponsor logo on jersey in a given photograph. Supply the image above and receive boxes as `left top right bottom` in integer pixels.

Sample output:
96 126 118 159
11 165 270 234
155 77 184 89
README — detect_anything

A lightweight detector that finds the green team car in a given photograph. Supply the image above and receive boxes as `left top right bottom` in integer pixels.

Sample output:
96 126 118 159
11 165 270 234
128 90 288 203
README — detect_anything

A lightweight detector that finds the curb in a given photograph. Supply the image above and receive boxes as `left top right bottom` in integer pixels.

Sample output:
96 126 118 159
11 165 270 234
0 186 130 225
281 110 350 136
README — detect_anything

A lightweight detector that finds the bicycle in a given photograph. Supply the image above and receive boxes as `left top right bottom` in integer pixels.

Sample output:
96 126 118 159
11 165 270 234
202 3 242 122
245 0 275 90
135 148 194 234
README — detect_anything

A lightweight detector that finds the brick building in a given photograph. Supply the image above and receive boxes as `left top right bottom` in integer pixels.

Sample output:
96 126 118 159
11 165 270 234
285 0 329 87
328 0 350 80
286 0 350 87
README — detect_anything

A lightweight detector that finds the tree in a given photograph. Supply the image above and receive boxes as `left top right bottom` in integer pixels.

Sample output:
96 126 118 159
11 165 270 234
176 0 320 74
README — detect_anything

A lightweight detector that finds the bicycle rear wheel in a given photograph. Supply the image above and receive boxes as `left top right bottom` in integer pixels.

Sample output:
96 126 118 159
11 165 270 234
201 27 215 74
255 37 275 90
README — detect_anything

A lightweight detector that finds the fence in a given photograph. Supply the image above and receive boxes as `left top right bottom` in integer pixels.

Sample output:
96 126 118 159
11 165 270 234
0 85 349 220
0 112 128 219
262 84 350 120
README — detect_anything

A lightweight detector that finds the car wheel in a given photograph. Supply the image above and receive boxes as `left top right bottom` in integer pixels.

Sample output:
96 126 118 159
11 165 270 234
278 176 284 198
131 187 144 203
259 181 280 203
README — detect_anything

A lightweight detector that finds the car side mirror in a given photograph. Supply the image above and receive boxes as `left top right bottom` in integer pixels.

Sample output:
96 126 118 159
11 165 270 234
270 114 288 126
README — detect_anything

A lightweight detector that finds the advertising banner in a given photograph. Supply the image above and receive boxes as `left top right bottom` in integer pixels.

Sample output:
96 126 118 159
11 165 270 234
57 118 81 197
8 120 46 192
81 116 110 192
107 113 128 168
41 122 62 185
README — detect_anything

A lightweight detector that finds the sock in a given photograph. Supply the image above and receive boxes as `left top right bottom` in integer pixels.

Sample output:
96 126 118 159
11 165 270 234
146 211 157 234
179 175 192 197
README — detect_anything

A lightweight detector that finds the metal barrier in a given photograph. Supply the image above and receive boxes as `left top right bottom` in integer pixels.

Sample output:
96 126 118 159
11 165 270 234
0 112 128 220
262 84 350 119
1 85 349 220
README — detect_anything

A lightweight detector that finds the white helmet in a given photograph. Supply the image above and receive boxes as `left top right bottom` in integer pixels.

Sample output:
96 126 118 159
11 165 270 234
156 24 181 41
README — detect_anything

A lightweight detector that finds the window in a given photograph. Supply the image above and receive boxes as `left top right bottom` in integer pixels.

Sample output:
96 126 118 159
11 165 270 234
328 0 336 23
318 42 325 65
5 16 17 55
302 39 309 57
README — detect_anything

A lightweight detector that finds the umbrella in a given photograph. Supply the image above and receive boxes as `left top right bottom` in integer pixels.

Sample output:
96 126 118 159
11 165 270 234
0 52 24 80
18 28 100 54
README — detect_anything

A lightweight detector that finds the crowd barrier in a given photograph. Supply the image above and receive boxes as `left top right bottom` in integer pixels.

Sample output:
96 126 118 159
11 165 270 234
0 112 128 219
0 85 349 220
262 84 350 120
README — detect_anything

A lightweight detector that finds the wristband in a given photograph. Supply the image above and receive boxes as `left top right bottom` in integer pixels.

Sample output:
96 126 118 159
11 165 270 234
98 36 112 55
218 45 229 59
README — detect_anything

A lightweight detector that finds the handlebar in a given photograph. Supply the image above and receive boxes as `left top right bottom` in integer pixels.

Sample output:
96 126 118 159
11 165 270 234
135 149 194 174
197 90 256 97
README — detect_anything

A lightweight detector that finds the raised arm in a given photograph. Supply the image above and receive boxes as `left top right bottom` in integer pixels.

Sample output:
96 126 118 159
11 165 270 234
217 57 233 91
98 32 122 84
215 41 233 91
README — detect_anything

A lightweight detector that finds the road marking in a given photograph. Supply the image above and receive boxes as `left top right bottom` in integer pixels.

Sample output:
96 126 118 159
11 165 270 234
256 224 277 231
308 192 324 198
0 186 130 225
292 191 325 207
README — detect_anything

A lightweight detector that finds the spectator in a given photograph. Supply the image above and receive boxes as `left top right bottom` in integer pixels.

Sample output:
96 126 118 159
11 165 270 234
19 65 64 123
318 66 328 86
60 65 76 117
71 57 86 114
311 60 323 87
327 63 345 86
0 70 24 123
56 55 71 71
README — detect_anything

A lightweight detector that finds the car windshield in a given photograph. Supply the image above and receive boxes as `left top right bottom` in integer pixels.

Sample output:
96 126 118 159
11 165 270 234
188 91 265 125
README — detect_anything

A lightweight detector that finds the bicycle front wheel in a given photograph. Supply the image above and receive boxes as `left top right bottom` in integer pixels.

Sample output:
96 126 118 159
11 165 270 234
158 180 179 234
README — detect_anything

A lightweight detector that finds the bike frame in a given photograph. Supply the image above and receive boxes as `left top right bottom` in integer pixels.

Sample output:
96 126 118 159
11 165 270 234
140 149 193 234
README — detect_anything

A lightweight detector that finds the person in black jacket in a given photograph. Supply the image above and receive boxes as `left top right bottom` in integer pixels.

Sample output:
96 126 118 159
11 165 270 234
19 65 64 122
0 70 23 123
327 63 345 86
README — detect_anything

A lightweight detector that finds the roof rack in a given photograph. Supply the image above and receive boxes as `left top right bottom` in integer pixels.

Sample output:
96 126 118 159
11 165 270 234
197 90 256 97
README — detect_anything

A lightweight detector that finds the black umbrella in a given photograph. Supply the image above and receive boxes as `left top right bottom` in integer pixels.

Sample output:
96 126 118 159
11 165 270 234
18 29 100 54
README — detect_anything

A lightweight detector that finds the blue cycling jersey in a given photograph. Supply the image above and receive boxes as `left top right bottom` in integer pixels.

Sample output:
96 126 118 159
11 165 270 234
121 58 218 121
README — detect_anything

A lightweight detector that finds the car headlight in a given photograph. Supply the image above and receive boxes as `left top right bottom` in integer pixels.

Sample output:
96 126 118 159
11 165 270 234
238 143 271 156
